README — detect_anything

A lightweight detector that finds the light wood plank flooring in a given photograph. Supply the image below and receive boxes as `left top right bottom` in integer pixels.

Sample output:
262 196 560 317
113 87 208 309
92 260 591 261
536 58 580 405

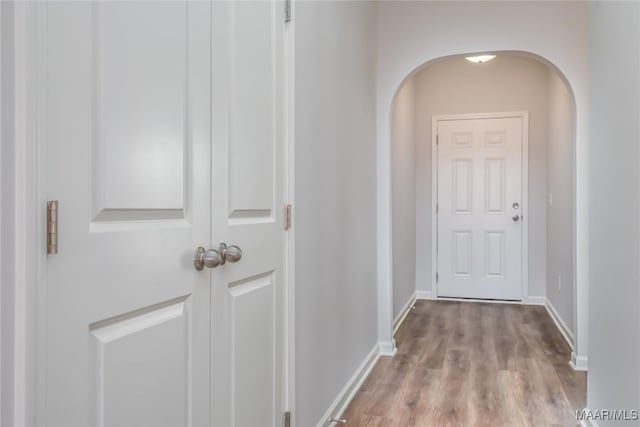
341 300 587 426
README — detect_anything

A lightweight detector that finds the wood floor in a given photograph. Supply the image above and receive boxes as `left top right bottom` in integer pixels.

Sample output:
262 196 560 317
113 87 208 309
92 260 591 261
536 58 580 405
341 300 587 427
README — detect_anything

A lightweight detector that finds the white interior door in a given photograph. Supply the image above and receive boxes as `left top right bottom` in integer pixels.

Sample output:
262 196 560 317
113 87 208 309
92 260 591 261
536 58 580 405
42 2 288 426
43 2 211 426
210 2 286 426
436 115 524 300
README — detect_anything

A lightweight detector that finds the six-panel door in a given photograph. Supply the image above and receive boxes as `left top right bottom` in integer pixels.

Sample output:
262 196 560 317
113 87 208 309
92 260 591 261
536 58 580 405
437 116 524 300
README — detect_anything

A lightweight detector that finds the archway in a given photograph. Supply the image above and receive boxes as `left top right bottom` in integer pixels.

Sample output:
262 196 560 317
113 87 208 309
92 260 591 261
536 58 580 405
379 51 587 372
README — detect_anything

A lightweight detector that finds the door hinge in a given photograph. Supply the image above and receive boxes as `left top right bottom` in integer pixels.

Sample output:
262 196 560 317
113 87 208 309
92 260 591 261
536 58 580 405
285 0 291 23
436 272 438 283
436 203 438 214
47 200 59 255
284 411 291 427
284 204 292 230
436 133 439 145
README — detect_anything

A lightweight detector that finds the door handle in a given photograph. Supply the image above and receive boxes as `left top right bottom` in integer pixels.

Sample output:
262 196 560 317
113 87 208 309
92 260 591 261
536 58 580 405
194 243 243 271
194 246 222 270
218 242 243 264
512 214 520 222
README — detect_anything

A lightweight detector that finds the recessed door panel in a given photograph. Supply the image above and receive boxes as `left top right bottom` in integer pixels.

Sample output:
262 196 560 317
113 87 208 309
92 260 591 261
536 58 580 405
91 298 190 427
453 160 472 214
485 231 506 277
229 273 275 426
485 158 505 214
452 231 472 276
93 2 189 220
227 2 277 222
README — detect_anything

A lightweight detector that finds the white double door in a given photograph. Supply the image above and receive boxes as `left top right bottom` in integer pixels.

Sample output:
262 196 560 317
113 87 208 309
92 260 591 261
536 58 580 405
43 2 286 426
436 115 525 300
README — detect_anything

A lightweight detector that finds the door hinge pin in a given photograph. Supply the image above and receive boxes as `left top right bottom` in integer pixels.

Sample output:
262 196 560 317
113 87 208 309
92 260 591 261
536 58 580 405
436 272 439 282
284 411 291 427
47 200 58 255
284 204 292 230
285 0 291 22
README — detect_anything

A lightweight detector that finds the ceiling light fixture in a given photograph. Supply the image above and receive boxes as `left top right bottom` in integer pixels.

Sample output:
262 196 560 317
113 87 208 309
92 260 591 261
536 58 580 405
465 54 496 64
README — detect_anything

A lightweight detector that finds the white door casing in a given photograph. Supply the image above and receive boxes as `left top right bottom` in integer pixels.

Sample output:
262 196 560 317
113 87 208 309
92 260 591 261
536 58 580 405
210 1 286 426
40 1 288 426
435 113 528 301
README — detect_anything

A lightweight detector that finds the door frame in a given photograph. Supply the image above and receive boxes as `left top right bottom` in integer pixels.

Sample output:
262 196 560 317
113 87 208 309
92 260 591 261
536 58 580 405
2 2 43 425
431 111 529 301
283 0 296 422
4 1 296 424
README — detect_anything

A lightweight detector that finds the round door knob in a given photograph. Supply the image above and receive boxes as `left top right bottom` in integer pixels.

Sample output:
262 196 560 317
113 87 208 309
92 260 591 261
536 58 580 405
194 246 222 271
512 214 520 222
222 244 242 263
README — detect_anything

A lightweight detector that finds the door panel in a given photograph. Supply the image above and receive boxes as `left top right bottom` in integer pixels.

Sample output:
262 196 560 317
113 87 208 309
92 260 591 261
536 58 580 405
91 298 190 427
95 2 187 214
437 116 523 300
227 1 277 218
211 1 285 426
44 2 210 426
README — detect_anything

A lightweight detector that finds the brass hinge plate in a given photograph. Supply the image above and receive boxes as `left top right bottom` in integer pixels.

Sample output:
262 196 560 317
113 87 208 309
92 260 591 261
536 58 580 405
285 0 291 22
284 204 292 230
47 200 58 254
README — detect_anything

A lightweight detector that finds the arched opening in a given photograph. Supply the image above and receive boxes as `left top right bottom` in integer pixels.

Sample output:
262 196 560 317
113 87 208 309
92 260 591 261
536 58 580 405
388 51 585 413
380 52 587 414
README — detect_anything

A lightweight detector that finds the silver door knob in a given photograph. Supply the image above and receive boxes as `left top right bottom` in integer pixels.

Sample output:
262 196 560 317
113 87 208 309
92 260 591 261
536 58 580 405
194 246 222 271
219 243 243 264
512 214 520 222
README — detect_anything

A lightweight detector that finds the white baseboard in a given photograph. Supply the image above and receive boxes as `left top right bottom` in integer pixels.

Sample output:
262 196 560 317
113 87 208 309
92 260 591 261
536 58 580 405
415 290 435 300
544 298 575 351
393 293 416 335
417 291 545 306
543 298 588 371
315 344 381 427
378 339 396 356
524 295 546 305
570 351 588 371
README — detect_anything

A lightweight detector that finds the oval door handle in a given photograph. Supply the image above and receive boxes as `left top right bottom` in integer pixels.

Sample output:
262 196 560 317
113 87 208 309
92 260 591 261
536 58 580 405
194 243 243 271
194 246 222 271
220 243 243 264
512 214 520 222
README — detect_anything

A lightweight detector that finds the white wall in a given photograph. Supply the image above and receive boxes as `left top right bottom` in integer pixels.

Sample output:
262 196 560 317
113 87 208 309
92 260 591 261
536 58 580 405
294 2 378 426
376 0 589 360
587 1 640 421
546 70 575 336
411 55 550 300
391 78 416 319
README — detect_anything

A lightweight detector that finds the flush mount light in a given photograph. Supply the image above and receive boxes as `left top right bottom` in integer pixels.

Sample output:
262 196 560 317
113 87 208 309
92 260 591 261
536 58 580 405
465 54 497 64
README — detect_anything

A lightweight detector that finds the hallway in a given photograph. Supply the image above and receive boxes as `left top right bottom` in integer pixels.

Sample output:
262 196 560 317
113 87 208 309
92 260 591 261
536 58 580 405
341 301 587 426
